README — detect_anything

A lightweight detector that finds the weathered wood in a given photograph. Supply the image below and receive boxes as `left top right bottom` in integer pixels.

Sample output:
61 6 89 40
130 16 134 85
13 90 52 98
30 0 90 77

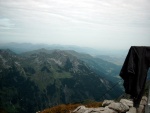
145 86 150 113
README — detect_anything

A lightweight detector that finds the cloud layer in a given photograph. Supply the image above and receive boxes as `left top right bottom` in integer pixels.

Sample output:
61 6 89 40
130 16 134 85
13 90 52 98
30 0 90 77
0 0 150 49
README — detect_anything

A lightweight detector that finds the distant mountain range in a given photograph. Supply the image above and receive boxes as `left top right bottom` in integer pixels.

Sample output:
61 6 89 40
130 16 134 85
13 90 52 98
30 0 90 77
0 48 123 113
0 42 127 65
0 42 128 56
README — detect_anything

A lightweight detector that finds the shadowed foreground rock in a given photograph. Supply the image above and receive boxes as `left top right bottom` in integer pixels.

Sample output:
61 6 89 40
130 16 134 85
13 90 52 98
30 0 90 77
72 96 147 113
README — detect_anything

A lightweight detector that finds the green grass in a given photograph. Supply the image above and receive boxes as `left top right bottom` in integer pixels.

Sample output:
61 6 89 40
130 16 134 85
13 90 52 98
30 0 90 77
53 71 72 79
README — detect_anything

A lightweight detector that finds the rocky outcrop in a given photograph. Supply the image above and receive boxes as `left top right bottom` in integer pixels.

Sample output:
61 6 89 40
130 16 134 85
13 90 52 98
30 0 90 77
72 96 147 113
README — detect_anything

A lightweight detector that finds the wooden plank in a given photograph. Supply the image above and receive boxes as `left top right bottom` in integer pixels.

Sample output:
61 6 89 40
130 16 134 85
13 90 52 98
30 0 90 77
145 86 150 113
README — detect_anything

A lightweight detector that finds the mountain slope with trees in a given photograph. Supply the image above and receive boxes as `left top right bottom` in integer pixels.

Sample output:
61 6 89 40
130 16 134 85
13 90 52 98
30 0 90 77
0 49 123 113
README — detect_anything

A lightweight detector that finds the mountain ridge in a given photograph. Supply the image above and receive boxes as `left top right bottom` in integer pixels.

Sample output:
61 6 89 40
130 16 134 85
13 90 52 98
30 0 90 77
0 49 123 113
0 42 128 56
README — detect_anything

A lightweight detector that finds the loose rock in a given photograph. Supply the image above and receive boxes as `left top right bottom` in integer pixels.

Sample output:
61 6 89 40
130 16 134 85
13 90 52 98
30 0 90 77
120 99 133 107
72 96 147 113
108 102 129 112
102 100 114 107
140 96 147 106
73 106 87 113
126 107 136 113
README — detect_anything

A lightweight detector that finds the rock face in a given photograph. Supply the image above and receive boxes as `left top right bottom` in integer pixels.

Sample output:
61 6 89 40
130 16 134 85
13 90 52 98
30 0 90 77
72 96 147 113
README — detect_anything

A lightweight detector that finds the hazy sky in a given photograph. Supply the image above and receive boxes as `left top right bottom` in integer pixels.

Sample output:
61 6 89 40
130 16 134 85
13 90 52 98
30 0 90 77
0 0 150 50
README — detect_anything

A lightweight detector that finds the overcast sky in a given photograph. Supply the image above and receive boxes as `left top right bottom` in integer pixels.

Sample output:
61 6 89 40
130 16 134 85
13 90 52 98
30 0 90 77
0 0 150 50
